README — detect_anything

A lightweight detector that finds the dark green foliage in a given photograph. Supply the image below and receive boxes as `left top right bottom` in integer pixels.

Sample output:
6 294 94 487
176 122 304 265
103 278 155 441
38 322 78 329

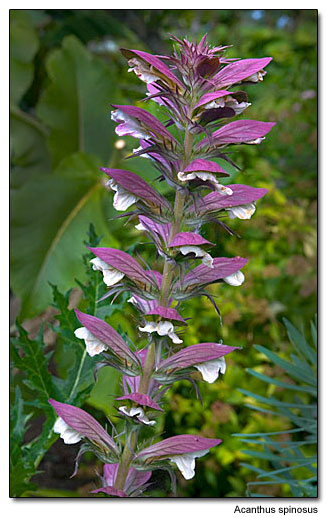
10 387 37 497
10 225 122 497
234 318 317 497
11 323 60 408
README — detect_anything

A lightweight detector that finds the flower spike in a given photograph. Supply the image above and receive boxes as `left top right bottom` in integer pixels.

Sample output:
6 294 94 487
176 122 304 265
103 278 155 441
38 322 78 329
51 34 274 497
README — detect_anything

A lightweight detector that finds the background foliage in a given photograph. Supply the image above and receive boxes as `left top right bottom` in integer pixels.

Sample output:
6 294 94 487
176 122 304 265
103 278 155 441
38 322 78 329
10 9 317 497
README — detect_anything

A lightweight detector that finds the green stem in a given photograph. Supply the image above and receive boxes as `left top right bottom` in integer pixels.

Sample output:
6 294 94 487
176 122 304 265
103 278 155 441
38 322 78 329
113 431 139 490
114 129 194 492
68 349 87 402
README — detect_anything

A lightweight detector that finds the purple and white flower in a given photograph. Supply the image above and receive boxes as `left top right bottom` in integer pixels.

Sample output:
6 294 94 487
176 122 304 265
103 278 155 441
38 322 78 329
194 90 250 115
139 320 183 344
128 58 160 84
74 326 108 357
117 393 162 426
106 179 138 211
157 342 238 383
197 120 275 149
191 184 267 219
179 246 213 267
135 215 172 247
88 247 157 288
102 168 171 212
178 159 232 195
111 105 177 147
212 57 272 89
139 306 185 344
53 417 83 444
49 399 118 454
135 434 222 479
183 256 248 288
168 231 215 268
111 109 149 139
121 48 185 91
74 310 140 366
118 406 156 426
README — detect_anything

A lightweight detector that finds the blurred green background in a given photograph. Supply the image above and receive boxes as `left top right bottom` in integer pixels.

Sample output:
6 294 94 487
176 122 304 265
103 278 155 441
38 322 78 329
10 9 317 497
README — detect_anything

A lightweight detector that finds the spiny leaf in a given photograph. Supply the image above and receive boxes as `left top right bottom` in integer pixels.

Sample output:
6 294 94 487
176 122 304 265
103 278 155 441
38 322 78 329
10 386 32 444
10 322 60 402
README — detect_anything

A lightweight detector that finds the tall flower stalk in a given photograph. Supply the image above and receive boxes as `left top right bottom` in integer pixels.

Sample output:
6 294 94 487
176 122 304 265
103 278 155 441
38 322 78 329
49 35 274 497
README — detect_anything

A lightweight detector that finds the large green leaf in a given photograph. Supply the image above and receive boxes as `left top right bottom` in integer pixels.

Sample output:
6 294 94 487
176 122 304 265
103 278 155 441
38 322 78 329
36 35 120 167
10 152 119 317
10 106 51 187
10 10 39 105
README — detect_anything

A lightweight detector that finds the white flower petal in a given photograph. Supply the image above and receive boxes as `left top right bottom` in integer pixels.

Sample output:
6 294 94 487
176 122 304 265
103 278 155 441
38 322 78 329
118 406 156 426
245 70 266 83
194 357 226 383
215 184 233 196
177 171 196 182
138 414 156 426
227 203 256 220
139 321 183 344
246 137 265 145
107 179 138 211
223 270 245 286
111 109 149 139
53 417 83 445
74 326 108 357
133 146 152 160
202 253 214 268
227 100 251 115
178 171 232 195
179 245 206 258
179 171 219 186
118 405 130 417
90 257 125 287
135 222 146 231
179 246 213 269
158 321 183 344
170 450 209 480
129 407 144 418
113 189 138 211
156 321 174 336
208 95 251 115
204 97 226 109
168 330 183 344
128 58 160 84
116 123 149 139
138 322 158 334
